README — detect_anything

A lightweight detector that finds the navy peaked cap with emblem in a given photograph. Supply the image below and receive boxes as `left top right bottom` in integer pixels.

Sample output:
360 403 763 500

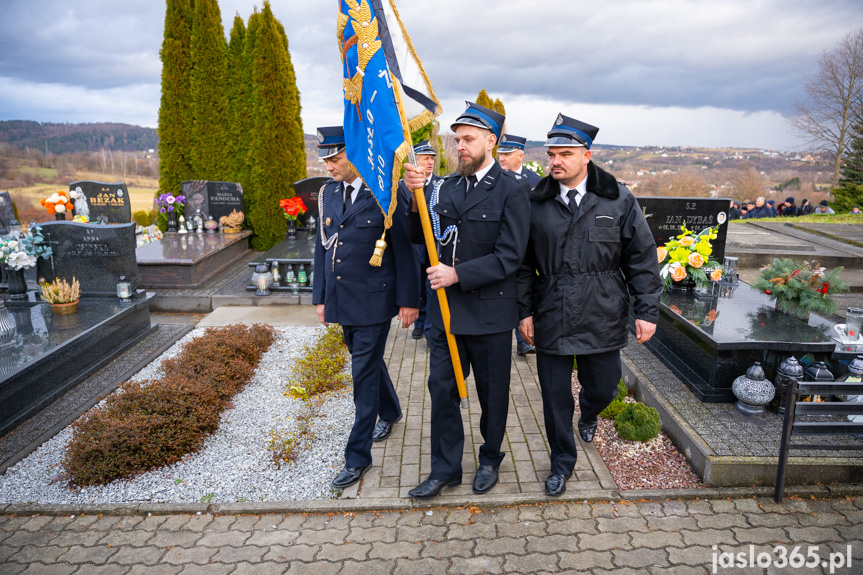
498 134 526 153
317 126 346 159
545 114 599 149
451 102 505 141
413 140 436 156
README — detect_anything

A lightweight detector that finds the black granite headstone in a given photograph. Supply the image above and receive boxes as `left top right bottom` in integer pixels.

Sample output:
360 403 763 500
35 221 139 296
637 197 731 262
180 181 244 223
0 191 13 235
293 177 328 227
69 181 132 224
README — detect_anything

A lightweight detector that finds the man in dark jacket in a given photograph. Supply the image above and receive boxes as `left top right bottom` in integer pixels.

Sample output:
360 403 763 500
743 197 774 219
398 140 442 343
782 197 800 217
403 102 531 499
517 114 661 496
312 126 420 489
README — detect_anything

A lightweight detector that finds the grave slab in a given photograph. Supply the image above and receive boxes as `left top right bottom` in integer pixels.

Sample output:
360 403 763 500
136 230 252 289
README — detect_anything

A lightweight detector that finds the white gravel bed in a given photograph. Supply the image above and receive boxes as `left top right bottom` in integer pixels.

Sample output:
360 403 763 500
0 326 356 504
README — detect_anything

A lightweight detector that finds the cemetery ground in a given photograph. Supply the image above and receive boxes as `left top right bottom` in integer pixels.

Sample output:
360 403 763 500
1 221 863 573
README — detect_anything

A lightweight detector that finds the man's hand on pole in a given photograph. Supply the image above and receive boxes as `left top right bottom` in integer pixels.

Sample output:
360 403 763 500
403 163 426 211
398 307 419 328
428 264 458 289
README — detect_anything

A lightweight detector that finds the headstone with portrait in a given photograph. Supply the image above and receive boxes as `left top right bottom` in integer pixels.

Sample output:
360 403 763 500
68 181 132 224
636 196 731 262
292 177 327 228
180 180 244 223
35 220 139 296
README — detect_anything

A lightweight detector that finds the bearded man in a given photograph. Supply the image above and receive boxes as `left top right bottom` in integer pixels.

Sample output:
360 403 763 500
402 102 531 499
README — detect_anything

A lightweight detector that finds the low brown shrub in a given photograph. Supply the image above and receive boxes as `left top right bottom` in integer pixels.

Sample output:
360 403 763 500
62 324 276 486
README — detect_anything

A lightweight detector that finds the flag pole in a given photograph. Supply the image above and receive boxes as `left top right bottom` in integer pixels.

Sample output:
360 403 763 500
392 78 469 409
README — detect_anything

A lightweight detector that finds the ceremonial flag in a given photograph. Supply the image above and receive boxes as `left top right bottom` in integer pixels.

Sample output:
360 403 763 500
338 0 441 248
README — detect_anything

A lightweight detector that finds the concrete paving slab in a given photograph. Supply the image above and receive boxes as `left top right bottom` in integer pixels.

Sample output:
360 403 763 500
196 305 320 326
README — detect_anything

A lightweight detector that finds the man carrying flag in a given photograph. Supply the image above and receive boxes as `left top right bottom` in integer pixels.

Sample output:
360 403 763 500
403 103 531 498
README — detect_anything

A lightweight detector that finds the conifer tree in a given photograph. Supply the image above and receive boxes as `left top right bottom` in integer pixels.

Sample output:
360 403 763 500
225 15 248 186
239 10 261 219
475 90 506 158
189 0 229 180
246 1 307 250
158 0 195 196
833 115 863 212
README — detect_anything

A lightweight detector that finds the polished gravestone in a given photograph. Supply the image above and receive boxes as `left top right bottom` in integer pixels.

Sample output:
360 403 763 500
136 230 252 288
0 191 13 235
35 221 139 296
642 282 837 402
69 181 132 224
0 294 155 437
638 196 731 262
181 181 244 223
293 176 327 227
247 233 317 292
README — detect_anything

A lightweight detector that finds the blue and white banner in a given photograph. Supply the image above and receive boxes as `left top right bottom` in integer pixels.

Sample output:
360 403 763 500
338 0 441 223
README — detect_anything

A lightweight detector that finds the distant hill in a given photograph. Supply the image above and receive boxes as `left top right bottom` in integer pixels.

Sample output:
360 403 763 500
0 120 159 154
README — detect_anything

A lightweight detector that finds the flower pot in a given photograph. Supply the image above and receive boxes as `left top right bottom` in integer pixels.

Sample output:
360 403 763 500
223 227 241 234
55 212 66 221
6 268 28 300
166 210 178 233
50 300 79 315
285 218 297 241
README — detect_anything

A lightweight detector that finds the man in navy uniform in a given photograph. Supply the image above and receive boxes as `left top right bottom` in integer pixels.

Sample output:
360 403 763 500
517 114 661 496
498 134 541 188
312 126 420 489
403 103 531 498
399 140 442 343
497 133 540 355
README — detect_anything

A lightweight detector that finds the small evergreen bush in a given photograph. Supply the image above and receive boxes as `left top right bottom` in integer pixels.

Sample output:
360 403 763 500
63 324 275 486
599 380 629 419
286 325 349 399
613 403 661 442
133 210 157 227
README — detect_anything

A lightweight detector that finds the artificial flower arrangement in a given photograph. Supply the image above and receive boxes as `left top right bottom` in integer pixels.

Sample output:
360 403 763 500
279 197 307 221
156 193 185 215
524 161 545 177
40 277 81 304
751 258 849 317
657 224 723 290
40 190 71 215
72 215 90 223
0 227 52 270
219 210 245 233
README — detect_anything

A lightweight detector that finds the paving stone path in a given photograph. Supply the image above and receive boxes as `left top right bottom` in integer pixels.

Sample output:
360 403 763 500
2 496 862 574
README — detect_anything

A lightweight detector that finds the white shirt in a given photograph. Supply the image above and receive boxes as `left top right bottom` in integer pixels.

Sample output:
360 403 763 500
343 177 361 204
467 162 495 190
559 177 588 207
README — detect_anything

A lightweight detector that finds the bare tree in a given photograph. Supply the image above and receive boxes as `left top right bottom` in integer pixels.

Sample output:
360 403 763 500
788 28 863 188
729 166 768 199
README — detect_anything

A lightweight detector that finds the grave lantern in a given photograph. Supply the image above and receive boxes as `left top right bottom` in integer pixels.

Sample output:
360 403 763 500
0 299 16 349
732 361 775 415
8 218 21 239
251 264 272 296
116 275 131 302
772 356 804 414
839 356 863 423
802 361 834 402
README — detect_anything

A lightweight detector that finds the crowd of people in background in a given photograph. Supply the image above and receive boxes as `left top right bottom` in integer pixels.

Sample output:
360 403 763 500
728 196 861 220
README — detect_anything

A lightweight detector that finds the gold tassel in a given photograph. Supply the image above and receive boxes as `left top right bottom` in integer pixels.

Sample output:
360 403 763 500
369 233 387 266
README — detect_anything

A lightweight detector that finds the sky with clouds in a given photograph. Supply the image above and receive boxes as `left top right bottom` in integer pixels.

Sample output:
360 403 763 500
1 0 861 150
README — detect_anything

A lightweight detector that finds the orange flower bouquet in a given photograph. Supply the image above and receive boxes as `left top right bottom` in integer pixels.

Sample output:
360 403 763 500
658 224 722 291
40 190 72 216
279 197 307 221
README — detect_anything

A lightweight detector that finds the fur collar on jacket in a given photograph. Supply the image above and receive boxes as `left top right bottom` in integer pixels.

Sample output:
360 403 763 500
531 160 620 202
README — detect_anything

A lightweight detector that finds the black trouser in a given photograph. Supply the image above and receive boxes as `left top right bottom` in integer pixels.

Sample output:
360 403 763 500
426 325 512 479
535 349 621 476
342 322 401 468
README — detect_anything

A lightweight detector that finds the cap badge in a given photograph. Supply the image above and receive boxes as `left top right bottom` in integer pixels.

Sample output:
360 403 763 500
317 130 324 143
555 114 563 126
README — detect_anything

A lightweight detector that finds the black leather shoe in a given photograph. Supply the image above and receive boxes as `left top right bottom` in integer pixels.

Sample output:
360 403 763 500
517 341 536 355
408 476 462 499
545 473 570 496
472 465 499 494
577 418 598 443
331 463 371 488
411 327 424 340
372 414 402 442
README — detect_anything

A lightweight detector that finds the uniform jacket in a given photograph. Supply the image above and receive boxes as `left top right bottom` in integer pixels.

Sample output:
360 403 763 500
410 161 531 335
399 173 443 267
313 179 420 326
516 161 661 355
516 166 541 189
